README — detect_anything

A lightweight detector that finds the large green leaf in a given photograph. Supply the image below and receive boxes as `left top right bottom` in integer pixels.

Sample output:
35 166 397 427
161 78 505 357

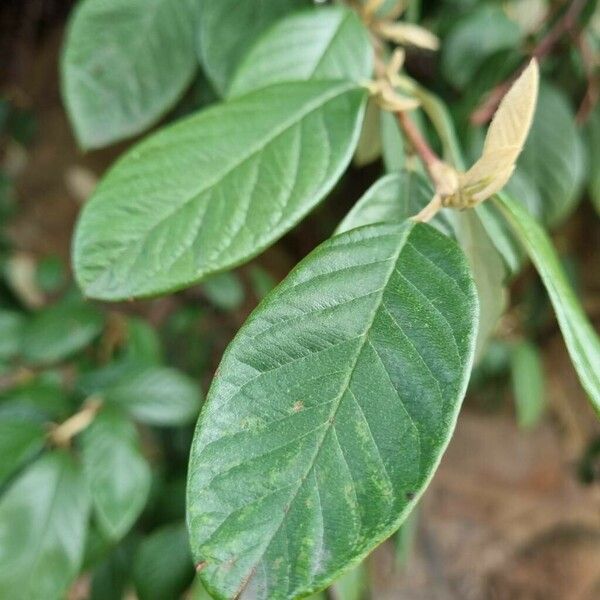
199 0 308 95
188 221 478 599
514 83 585 227
495 193 600 416
73 80 366 300
62 0 202 149
81 407 152 540
441 6 521 89
228 6 372 97
336 171 454 236
0 452 90 600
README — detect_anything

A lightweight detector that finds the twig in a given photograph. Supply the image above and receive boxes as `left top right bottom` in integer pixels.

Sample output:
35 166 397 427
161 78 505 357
471 0 588 125
48 397 103 447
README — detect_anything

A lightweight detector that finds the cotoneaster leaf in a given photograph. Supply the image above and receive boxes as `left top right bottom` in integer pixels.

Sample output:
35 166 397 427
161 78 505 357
228 6 372 97
495 193 600 416
73 80 367 300
199 0 309 95
0 452 90 600
61 0 201 149
188 220 478 599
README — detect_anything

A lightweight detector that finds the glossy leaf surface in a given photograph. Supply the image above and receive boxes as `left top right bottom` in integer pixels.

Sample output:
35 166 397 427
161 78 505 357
0 418 45 485
228 6 372 97
74 80 366 300
188 221 478 599
62 0 201 149
496 193 600 416
0 452 90 600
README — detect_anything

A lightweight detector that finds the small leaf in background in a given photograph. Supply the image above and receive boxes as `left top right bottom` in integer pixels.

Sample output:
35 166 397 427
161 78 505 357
584 109 600 213
249 265 276 300
229 5 372 98
380 110 404 172
0 417 45 486
354 99 383 167
90 540 136 600
441 5 521 89
103 366 202 426
514 83 585 227
0 451 90 600
61 0 202 148
199 0 308 95
81 407 152 541
20 293 104 365
330 561 369 600
202 271 245 312
35 255 66 294
510 340 546 429
188 221 478 598
496 193 600 416
336 171 454 236
73 80 366 300
122 317 163 365
0 309 24 362
133 522 193 600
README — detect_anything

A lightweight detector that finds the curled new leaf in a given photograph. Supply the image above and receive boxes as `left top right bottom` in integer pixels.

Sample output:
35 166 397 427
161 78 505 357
446 60 539 208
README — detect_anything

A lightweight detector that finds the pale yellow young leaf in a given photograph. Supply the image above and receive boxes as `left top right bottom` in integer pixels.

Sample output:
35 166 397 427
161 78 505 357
375 21 440 50
460 59 539 204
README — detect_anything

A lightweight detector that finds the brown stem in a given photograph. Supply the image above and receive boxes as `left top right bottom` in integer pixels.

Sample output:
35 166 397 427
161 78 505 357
48 397 103 447
395 111 442 179
471 0 587 125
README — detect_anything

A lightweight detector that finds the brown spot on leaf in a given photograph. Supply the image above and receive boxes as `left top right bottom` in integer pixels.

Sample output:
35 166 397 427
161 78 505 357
195 561 207 573
293 400 304 413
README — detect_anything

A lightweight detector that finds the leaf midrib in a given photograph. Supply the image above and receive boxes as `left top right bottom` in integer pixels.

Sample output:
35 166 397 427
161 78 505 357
229 223 415 597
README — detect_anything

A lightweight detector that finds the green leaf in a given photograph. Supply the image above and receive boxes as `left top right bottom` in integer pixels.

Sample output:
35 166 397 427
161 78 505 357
514 83 585 227
336 171 454 236
495 193 600 416
123 317 163 365
133 522 194 600
394 506 419 568
0 310 24 362
73 80 367 300
199 0 308 95
103 366 202 426
187 221 478 598
441 6 521 89
228 6 372 97
0 451 90 600
61 0 202 149
21 295 104 365
203 271 246 311
584 109 600 212
380 110 404 172
81 407 151 540
509 340 545 429
0 418 45 485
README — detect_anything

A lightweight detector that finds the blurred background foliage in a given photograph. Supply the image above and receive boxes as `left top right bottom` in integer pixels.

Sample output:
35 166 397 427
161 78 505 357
0 0 599 598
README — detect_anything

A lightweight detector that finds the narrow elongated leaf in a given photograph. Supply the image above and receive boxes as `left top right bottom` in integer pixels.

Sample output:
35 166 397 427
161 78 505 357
199 0 308 95
0 452 90 600
495 193 600 416
228 6 372 97
336 171 454 236
82 407 152 540
188 221 478 599
515 83 585 226
74 80 366 300
62 0 202 149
